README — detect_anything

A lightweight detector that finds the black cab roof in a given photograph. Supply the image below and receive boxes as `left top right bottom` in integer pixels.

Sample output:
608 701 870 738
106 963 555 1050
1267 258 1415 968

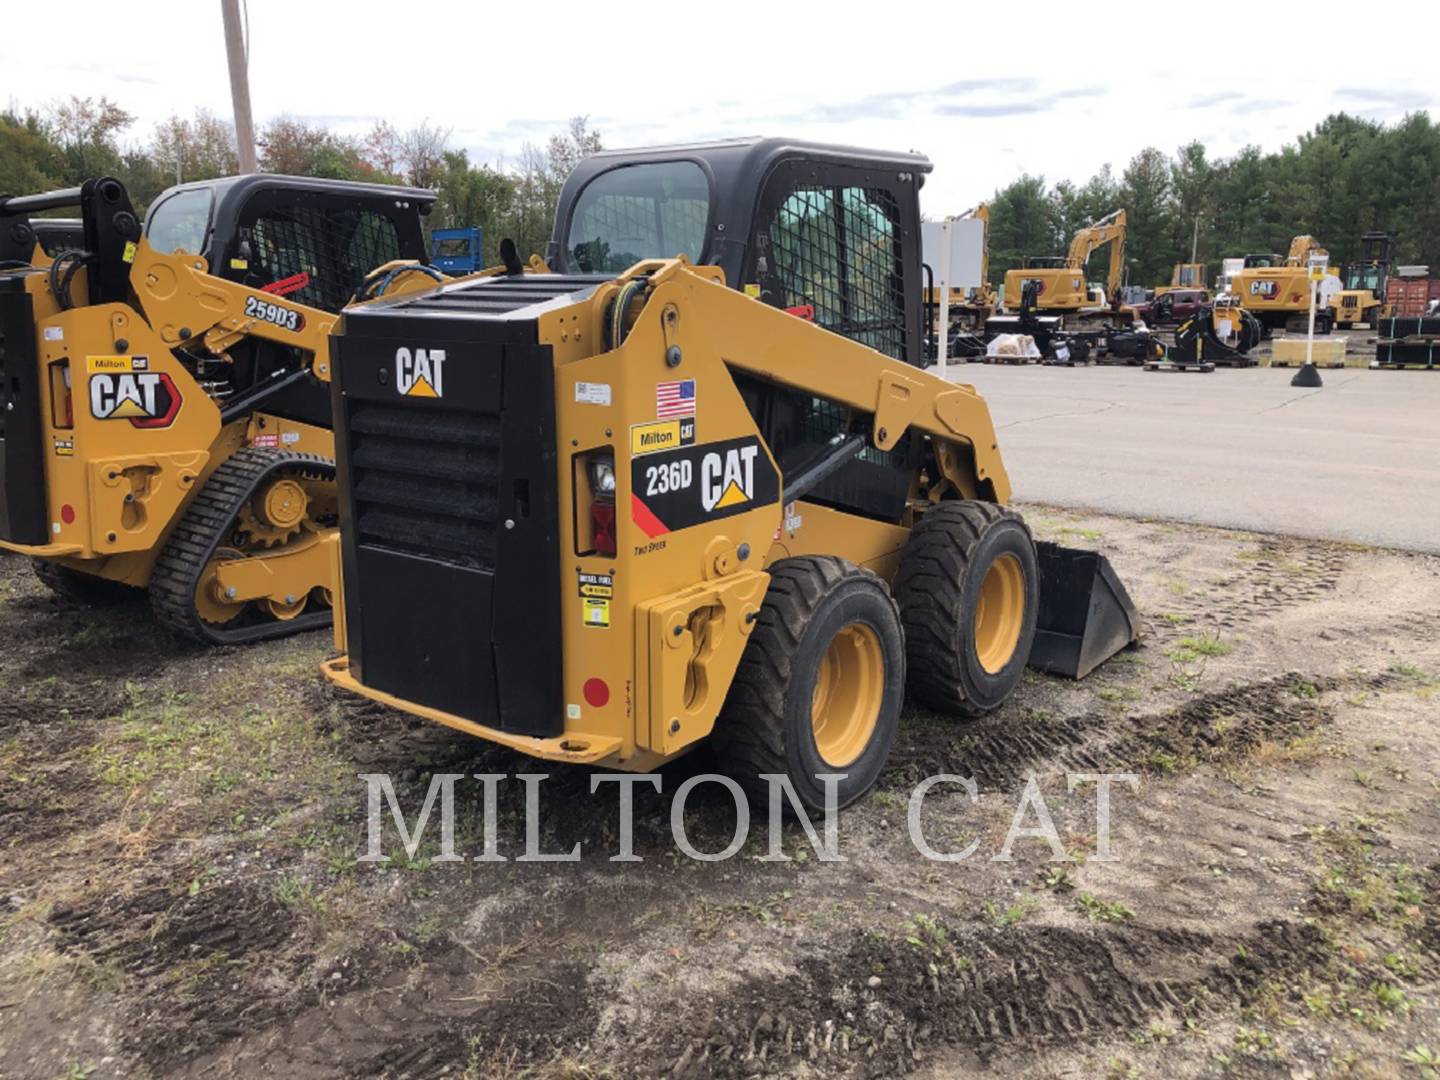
547 137 931 282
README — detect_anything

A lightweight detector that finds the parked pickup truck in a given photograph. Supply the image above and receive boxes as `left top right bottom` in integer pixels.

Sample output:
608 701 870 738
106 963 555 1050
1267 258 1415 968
1131 287 1210 326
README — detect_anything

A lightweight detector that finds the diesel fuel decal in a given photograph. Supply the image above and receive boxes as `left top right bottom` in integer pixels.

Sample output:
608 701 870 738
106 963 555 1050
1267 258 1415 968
578 571 613 628
88 364 182 428
630 417 696 456
630 436 779 538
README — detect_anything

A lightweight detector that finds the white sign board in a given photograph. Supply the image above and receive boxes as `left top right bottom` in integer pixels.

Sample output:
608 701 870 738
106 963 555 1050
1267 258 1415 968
921 218 984 290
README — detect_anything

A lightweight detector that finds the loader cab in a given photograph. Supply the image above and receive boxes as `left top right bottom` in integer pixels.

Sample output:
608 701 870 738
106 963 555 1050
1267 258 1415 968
549 137 930 368
144 174 434 314
144 175 436 428
1340 264 1386 295
551 138 932 525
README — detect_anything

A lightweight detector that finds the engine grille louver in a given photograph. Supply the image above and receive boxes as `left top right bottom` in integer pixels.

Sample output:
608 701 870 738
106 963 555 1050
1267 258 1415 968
349 402 501 570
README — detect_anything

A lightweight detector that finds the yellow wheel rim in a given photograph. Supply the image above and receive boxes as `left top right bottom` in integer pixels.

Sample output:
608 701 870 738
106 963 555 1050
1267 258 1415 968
973 553 1025 674
810 623 884 768
264 594 309 621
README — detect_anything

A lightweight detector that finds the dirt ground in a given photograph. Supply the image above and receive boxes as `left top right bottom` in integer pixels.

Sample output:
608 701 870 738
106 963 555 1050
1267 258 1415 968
1 506 1437 1080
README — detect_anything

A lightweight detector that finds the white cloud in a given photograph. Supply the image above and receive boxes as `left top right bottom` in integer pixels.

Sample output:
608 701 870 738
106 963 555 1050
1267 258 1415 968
0 0 1434 216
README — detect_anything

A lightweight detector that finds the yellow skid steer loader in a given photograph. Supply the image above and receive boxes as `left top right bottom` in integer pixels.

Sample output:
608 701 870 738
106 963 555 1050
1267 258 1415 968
322 140 1138 807
0 175 437 642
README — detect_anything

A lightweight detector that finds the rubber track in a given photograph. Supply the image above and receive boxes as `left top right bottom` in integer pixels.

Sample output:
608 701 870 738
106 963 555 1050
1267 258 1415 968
30 558 138 606
711 555 894 803
892 500 1028 716
149 447 336 645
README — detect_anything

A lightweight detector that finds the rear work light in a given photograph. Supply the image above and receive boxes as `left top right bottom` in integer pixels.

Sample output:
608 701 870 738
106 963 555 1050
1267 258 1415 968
586 453 617 557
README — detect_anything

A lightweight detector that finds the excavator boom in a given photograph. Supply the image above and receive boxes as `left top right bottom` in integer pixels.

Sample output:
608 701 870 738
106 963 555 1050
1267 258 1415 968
1064 209 1127 297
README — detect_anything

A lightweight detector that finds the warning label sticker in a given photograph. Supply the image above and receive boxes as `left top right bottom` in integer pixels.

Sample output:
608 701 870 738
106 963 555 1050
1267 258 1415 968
583 598 610 628
579 571 613 628
575 381 612 406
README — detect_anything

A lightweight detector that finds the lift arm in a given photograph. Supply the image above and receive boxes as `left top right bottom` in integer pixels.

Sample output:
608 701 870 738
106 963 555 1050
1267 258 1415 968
128 240 341 379
566 258 1012 503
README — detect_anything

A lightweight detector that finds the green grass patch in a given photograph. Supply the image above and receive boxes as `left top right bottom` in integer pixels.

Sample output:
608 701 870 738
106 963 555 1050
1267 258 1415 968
1076 892 1134 923
1165 634 1236 663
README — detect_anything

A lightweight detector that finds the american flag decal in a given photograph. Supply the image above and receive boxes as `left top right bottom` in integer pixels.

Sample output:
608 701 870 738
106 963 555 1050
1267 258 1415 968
655 379 696 419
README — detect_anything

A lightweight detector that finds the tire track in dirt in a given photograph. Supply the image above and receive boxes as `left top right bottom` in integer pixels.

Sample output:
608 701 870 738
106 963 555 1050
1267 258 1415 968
1171 544 1348 632
888 672 1379 793
648 918 1332 1077
48 878 311 1071
0 680 131 847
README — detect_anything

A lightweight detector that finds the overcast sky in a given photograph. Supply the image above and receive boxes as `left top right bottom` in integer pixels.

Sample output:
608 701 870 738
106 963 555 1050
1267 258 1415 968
3 2 1435 214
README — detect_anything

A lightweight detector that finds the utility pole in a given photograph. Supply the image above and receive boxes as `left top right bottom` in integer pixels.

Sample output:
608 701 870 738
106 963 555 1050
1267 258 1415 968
220 0 257 173
1191 215 1199 264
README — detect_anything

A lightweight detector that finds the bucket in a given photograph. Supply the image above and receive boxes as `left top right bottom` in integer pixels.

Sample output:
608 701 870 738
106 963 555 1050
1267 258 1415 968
1028 541 1140 679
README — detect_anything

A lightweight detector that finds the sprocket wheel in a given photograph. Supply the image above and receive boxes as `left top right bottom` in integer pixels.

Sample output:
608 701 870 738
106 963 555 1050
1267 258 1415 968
237 476 308 548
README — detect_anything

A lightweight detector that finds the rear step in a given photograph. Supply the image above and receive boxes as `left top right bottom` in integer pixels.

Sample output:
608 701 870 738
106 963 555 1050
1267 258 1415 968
1028 541 1140 679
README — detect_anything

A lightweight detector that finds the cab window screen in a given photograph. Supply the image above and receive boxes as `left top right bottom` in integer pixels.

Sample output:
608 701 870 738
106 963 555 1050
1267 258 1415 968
146 188 214 258
567 162 709 274
250 208 401 313
765 185 906 360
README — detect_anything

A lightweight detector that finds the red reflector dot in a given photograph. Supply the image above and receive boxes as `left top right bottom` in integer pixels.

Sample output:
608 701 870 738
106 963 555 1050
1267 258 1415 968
60 504 76 525
583 678 610 708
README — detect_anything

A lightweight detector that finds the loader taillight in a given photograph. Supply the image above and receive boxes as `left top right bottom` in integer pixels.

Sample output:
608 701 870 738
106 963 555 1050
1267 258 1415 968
583 451 618 557
590 501 617 557
49 361 73 429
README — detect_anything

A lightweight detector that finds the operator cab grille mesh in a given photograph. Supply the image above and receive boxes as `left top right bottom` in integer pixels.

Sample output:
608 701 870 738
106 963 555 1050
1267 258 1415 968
349 402 500 570
766 185 907 361
250 208 402 313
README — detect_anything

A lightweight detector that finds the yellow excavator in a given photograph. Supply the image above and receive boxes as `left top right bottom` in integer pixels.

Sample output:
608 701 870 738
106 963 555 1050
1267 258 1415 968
1004 209 1128 315
1231 235 1337 335
926 203 996 320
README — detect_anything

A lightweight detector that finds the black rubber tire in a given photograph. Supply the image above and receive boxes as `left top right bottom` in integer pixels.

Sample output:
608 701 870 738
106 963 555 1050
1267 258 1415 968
711 556 904 812
894 501 1039 717
30 559 139 606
